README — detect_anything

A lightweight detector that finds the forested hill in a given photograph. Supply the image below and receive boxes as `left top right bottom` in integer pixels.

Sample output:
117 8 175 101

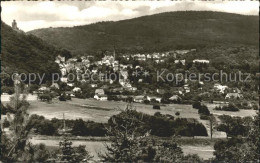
29 11 258 54
1 22 60 83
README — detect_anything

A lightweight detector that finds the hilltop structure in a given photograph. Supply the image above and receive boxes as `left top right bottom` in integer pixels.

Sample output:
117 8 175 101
12 20 19 31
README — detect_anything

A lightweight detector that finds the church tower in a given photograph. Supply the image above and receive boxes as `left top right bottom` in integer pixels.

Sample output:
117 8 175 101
12 20 19 30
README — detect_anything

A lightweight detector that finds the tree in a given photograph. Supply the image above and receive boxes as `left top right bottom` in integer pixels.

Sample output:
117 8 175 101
192 101 201 109
71 119 87 136
99 104 155 162
153 105 160 110
214 113 259 162
198 105 210 116
1 82 49 162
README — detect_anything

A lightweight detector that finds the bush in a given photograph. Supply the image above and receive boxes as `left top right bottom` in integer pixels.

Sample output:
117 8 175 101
198 105 210 115
59 93 71 101
39 93 52 102
214 103 239 112
153 105 160 110
252 104 259 110
192 101 201 109
175 112 180 116
154 112 162 116
144 99 150 104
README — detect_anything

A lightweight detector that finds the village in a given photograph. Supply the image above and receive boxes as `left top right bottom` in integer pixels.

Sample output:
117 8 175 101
28 47 250 107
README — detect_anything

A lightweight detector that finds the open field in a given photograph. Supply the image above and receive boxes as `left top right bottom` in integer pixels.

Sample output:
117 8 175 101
27 98 257 123
25 98 257 138
30 136 216 160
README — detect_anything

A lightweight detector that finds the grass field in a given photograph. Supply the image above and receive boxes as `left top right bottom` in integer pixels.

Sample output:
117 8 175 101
27 98 256 138
30 137 215 160
12 98 256 160
28 98 257 122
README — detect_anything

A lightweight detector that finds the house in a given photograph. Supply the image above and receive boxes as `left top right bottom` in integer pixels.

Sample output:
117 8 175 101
50 83 59 89
225 93 243 99
65 91 75 97
193 59 210 64
90 84 98 88
175 50 190 55
169 95 181 101
111 87 124 93
94 94 108 101
214 84 228 94
133 96 145 103
38 86 50 92
124 83 132 88
92 67 98 73
61 77 68 83
147 96 162 103
120 70 128 80
73 87 81 92
156 89 165 95
184 84 190 93
127 64 133 69
138 79 143 83
67 83 74 87
126 87 137 92
174 60 186 65
60 68 67 76
55 55 66 63
95 89 105 95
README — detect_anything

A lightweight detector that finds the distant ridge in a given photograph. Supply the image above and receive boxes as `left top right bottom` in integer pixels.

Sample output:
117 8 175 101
28 11 258 54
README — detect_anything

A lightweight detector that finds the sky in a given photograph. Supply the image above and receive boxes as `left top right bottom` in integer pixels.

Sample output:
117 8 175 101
2 0 259 32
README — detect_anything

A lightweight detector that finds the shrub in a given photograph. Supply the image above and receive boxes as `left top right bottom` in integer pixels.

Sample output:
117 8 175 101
144 99 150 104
175 112 180 116
153 105 160 110
154 112 162 116
59 93 71 101
192 101 201 109
198 105 210 115
59 94 66 101
214 103 239 112
39 93 52 102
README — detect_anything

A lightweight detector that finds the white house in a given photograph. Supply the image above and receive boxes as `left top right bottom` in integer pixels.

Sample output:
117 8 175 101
67 83 74 87
225 93 243 99
214 84 228 94
61 77 68 83
38 86 50 92
90 84 98 88
73 87 81 92
95 89 105 95
193 59 210 64
169 95 181 101
94 94 108 101
147 96 162 103
50 83 60 89
133 96 145 103
174 60 186 65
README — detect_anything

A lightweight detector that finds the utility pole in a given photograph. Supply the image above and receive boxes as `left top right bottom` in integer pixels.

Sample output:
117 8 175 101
210 115 213 140
63 113 66 133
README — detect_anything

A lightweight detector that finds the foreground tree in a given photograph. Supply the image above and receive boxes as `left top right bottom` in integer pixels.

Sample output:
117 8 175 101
214 112 260 162
0 82 49 162
99 104 154 162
